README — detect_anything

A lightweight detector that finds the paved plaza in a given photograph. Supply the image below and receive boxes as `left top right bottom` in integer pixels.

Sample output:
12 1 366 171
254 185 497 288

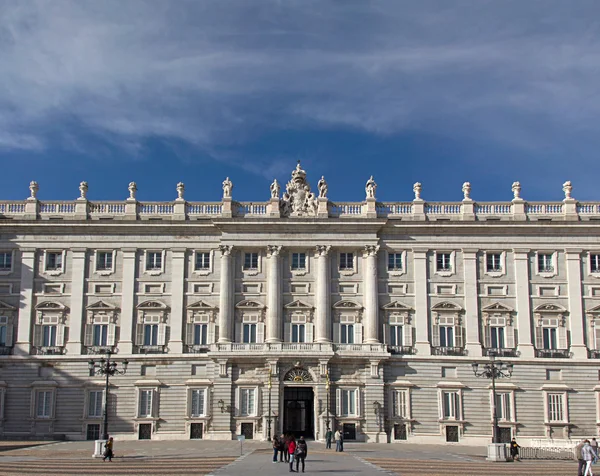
0 440 578 475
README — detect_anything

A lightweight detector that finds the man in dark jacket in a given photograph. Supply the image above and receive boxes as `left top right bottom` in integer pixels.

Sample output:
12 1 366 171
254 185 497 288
295 436 308 473
575 439 586 476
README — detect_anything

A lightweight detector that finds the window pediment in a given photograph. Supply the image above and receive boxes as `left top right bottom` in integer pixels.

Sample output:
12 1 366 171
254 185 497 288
481 302 514 313
333 300 363 310
86 300 118 311
137 300 169 311
284 299 313 310
587 304 600 316
0 300 16 311
534 303 567 313
381 301 412 311
35 301 68 311
187 300 218 311
431 301 463 312
235 300 265 310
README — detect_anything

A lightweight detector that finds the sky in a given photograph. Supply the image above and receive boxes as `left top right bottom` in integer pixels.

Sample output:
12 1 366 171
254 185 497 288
1 0 600 203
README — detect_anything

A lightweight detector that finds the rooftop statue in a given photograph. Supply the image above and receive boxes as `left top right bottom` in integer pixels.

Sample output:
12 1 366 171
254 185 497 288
222 177 233 199
317 176 328 199
270 179 280 199
280 161 318 217
365 176 377 199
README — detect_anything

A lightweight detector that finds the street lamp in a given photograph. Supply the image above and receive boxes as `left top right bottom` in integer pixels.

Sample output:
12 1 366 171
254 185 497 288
267 367 273 441
88 351 128 441
472 351 513 461
325 371 331 431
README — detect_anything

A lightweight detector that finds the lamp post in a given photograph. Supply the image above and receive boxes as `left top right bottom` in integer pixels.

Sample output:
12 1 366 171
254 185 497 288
267 367 272 441
88 351 128 456
472 351 513 461
325 371 331 431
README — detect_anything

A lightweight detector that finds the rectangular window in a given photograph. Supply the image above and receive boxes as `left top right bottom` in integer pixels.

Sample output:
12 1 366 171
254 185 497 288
88 390 104 418
340 324 354 344
194 252 210 270
439 326 454 347
592 254 600 273
36 390 52 418
538 253 554 273
490 327 505 349
46 252 63 271
388 253 403 271
547 393 564 422
194 324 208 346
292 324 305 343
392 390 408 418
436 253 452 271
43 325 57 347
486 253 502 272
495 392 512 422
291 253 306 270
341 389 357 416
243 323 257 343
339 253 354 270
146 252 162 271
0 324 6 347
543 327 557 349
190 389 205 417
240 388 255 416
442 391 460 420
390 325 403 346
96 251 113 271
0 252 12 271
139 390 153 417
144 324 159 346
93 324 108 346
243 252 259 270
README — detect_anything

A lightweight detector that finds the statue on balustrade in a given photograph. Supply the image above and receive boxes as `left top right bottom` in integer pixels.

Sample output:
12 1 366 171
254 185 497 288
270 179 280 199
279 162 318 217
365 176 377 199
317 176 328 198
222 177 233 199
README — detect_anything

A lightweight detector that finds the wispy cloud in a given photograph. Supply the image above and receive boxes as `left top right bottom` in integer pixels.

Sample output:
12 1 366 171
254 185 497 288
1 0 600 164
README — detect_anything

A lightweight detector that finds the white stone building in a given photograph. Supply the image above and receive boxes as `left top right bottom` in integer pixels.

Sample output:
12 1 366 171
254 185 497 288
0 166 598 445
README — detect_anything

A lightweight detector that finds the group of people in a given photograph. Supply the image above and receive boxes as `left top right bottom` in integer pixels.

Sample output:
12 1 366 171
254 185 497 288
272 434 308 472
576 438 599 476
324 428 344 452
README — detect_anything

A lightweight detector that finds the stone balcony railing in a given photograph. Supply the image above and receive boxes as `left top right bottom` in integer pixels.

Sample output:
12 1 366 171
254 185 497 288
210 342 387 354
1 196 599 222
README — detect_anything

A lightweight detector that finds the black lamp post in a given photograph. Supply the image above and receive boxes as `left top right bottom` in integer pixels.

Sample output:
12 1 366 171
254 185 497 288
88 351 128 440
325 372 331 431
472 351 513 444
267 367 273 440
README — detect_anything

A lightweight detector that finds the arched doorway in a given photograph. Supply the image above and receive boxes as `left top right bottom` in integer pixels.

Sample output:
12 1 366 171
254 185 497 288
282 367 315 438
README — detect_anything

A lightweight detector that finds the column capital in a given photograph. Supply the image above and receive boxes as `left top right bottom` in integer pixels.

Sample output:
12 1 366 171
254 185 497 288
219 245 234 256
363 245 380 257
461 248 479 257
512 248 530 257
315 245 331 257
266 245 283 258
565 248 583 257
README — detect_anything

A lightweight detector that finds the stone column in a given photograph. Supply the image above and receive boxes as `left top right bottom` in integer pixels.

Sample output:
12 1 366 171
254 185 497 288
266 245 282 343
463 250 482 356
119 248 137 354
315 245 332 343
514 249 534 358
15 249 36 356
413 249 431 355
566 249 586 359
218 245 234 343
169 248 186 353
65 249 87 355
363 245 380 343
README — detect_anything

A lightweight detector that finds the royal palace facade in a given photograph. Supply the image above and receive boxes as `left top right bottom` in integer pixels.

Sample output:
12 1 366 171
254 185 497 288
0 164 599 446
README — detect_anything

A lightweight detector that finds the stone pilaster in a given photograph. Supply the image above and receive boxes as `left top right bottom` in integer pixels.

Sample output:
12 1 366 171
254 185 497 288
65 249 86 355
315 245 331 343
363 245 380 343
413 249 430 355
566 249 587 358
169 248 186 353
463 250 482 356
218 245 234 343
514 249 534 358
266 245 282 343
119 248 137 354
14 249 36 356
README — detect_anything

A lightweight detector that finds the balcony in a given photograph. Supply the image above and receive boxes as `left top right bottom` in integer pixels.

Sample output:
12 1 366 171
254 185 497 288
35 346 64 355
212 342 335 353
535 349 571 359
86 345 115 355
431 346 467 356
388 345 415 355
136 345 166 354
483 347 519 358
186 344 211 354
589 350 600 359
0 346 12 356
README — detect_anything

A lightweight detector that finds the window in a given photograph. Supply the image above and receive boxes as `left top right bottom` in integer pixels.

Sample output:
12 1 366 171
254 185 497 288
45 251 63 271
538 253 554 273
291 253 306 271
341 389 358 416
146 251 162 271
93 324 108 346
547 393 564 422
486 253 502 272
194 324 208 346
495 392 512 422
390 325 403 346
43 325 57 347
36 390 53 418
144 324 159 346
543 327 558 350
139 389 154 418
0 252 12 272
442 391 461 420
392 390 409 418
240 388 255 416
291 323 305 343
243 252 259 271
437 253 452 271
591 254 600 273
0 316 12 347
439 326 454 347
388 253 403 271
195 252 210 271
96 251 113 272
243 323 257 343
339 253 354 270
88 390 104 418
340 324 354 344
190 389 206 417
490 326 505 349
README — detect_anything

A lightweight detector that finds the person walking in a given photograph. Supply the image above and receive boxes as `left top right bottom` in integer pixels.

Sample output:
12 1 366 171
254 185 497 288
102 436 114 462
279 434 286 462
577 439 587 476
284 434 291 463
509 438 521 462
295 436 308 473
592 438 599 457
582 439 598 476
272 434 280 463
325 428 333 449
334 429 341 452
288 436 297 472
339 430 344 452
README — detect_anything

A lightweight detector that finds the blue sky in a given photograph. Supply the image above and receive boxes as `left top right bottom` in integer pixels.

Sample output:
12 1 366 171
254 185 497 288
1 0 600 203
